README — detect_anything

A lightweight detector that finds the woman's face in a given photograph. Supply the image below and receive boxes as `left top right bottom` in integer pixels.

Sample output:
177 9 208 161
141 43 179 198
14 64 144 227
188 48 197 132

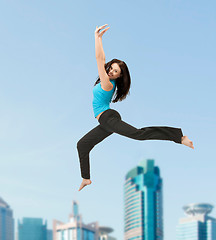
108 63 121 80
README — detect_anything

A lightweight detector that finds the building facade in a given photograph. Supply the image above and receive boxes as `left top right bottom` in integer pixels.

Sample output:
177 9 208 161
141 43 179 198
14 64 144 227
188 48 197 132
53 201 116 240
46 230 53 240
124 159 163 240
0 197 14 240
18 218 48 240
176 203 216 240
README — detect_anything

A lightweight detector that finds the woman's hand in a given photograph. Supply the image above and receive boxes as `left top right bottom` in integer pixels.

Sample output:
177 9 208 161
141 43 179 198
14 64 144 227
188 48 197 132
95 24 110 38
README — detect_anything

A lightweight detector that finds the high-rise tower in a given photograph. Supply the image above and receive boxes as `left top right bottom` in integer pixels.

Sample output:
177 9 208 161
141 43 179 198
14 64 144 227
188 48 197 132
124 159 163 240
18 218 48 240
176 203 216 240
0 197 14 240
53 200 116 240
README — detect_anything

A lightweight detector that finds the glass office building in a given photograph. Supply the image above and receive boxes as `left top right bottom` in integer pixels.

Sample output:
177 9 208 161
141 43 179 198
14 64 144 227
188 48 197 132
0 197 14 240
18 218 48 240
47 229 53 240
124 159 163 240
53 200 116 240
176 203 216 240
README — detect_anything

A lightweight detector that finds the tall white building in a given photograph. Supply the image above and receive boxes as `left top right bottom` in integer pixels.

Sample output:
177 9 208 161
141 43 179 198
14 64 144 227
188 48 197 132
176 203 216 240
0 197 14 240
53 200 116 240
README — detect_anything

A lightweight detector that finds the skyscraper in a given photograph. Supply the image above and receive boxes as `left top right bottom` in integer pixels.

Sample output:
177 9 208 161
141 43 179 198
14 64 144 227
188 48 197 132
124 159 163 240
46 229 53 240
0 197 14 240
18 218 48 240
176 203 216 240
53 200 116 240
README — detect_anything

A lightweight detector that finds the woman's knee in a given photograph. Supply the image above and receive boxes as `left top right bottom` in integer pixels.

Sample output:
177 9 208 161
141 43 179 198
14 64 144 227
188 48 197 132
77 138 93 153
77 138 85 151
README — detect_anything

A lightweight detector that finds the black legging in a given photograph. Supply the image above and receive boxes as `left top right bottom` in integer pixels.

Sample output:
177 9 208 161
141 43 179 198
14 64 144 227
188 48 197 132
77 109 183 179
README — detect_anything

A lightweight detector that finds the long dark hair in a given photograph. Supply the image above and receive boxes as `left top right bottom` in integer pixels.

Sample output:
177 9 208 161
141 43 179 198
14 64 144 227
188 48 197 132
94 58 131 103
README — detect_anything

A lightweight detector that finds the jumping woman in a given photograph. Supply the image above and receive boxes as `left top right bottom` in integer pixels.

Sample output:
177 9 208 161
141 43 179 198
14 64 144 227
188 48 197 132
77 24 194 191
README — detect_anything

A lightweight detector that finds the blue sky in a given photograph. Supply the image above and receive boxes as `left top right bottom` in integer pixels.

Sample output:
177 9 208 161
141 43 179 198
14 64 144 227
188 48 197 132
0 0 215 239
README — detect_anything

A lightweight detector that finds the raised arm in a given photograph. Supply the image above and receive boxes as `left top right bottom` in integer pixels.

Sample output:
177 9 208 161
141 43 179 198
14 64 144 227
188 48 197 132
95 24 113 91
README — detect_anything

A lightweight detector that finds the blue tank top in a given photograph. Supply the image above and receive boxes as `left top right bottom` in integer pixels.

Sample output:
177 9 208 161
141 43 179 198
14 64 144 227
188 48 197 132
92 80 116 118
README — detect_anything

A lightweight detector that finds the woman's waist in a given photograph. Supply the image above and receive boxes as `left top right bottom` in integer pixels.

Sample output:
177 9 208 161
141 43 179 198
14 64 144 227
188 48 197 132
92 100 111 108
92 97 111 104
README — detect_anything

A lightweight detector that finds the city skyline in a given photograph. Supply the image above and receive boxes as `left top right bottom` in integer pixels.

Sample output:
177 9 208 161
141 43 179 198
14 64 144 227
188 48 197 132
1 1 215 240
1 195 216 240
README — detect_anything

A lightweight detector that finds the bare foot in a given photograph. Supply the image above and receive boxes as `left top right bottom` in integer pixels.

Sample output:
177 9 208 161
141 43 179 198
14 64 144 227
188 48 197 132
78 179 92 191
181 136 194 149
